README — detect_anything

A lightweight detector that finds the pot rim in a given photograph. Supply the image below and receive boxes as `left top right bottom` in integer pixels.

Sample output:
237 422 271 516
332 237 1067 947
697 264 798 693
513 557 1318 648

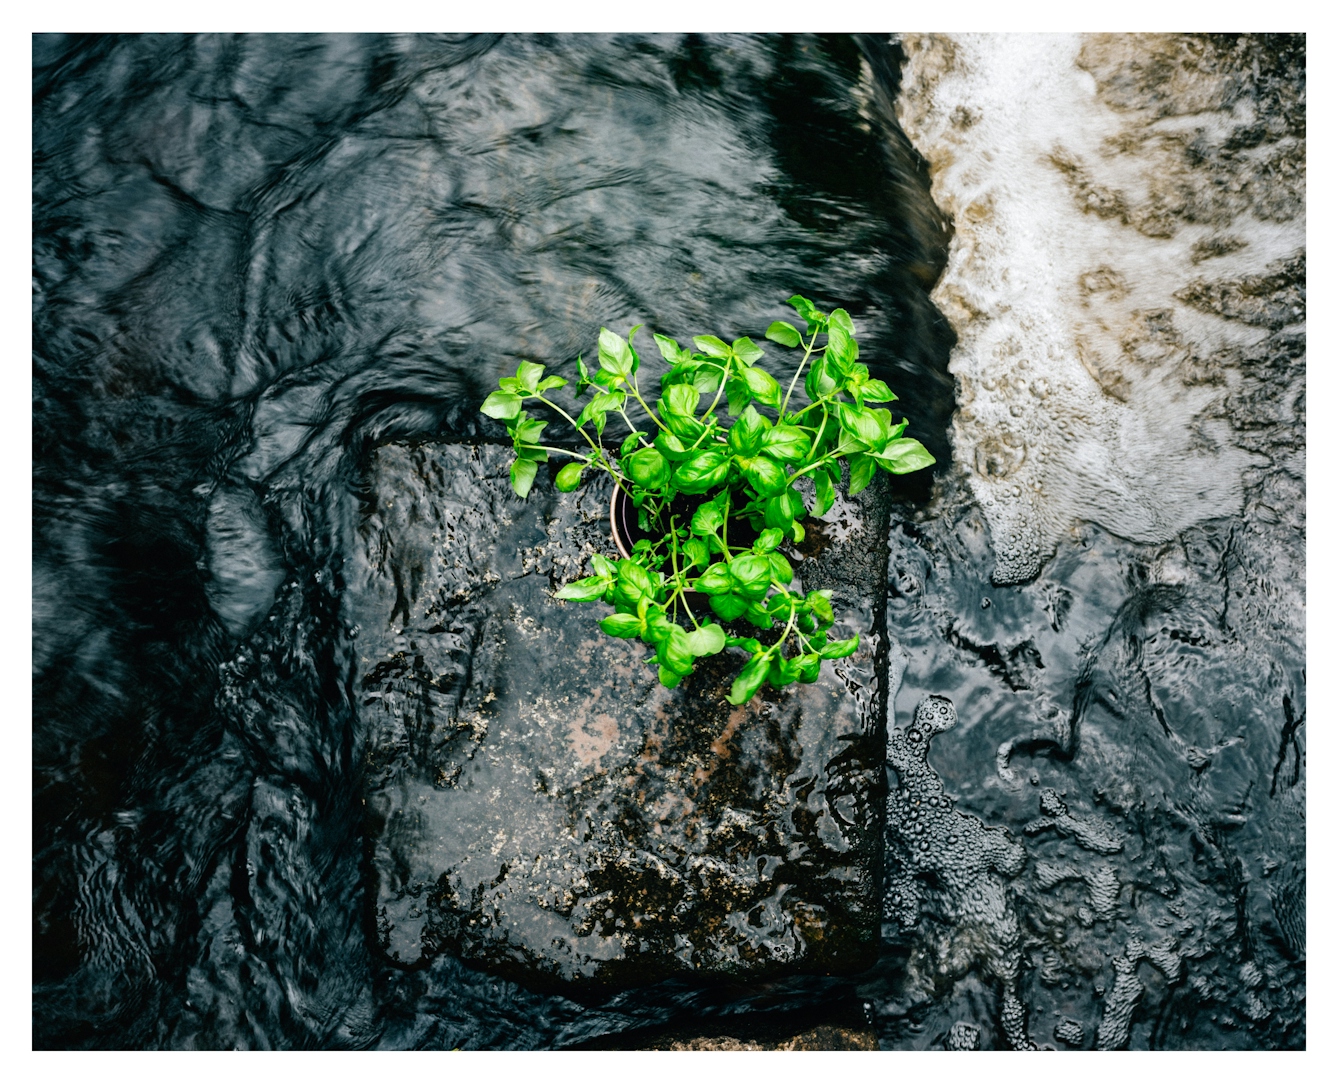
610 485 762 563
610 484 632 560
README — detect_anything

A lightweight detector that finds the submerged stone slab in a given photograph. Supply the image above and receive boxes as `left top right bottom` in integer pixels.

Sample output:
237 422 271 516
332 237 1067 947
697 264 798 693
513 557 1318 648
347 442 890 988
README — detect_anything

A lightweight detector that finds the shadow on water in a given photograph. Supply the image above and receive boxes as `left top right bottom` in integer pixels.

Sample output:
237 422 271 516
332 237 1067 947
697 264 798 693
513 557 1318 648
33 33 952 1048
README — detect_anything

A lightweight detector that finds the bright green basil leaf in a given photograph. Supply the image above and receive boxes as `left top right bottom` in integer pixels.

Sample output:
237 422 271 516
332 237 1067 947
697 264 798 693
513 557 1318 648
693 562 733 595
555 575 609 602
619 430 646 456
643 609 673 644
848 453 876 495
859 378 895 402
613 560 656 609
510 457 538 498
820 634 860 659
654 431 694 462
732 337 764 365
804 356 837 400
770 655 803 687
682 538 710 570
690 499 724 536
728 553 772 600
765 321 802 348
837 402 884 450
828 308 855 335
537 375 568 392
481 390 523 420
598 327 635 376
673 448 731 494
870 408 896 443
754 527 783 553
790 519 805 544
726 635 761 653
727 406 769 458
763 493 795 531
710 592 749 622
738 455 787 497
657 665 684 688
768 551 794 585
591 554 617 578
578 390 624 428
728 655 771 705
761 424 810 463
796 655 821 683
691 365 723 395
685 623 726 656
514 445 548 462
590 390 626 414
626 446 670 489
743 603 774 629
787 294 828 333
741 365 781 407
514 416 547 444
814 469 836 517
874 437 936 474
725 376 752 416
807 590 835 625
825 322 857 374
553 460 586 489
662 412 706 441
659 625 696 673
516 360 545 393
600 613 644 638
692 335 731 358
653 333 685 364
661 383 700 419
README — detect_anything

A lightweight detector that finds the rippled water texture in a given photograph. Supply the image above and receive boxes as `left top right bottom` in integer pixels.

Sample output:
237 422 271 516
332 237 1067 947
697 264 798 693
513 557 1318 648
33 33 1302 1049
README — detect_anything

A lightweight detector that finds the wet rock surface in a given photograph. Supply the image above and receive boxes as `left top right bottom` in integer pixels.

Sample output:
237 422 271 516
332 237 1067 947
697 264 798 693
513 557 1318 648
348 443 891 987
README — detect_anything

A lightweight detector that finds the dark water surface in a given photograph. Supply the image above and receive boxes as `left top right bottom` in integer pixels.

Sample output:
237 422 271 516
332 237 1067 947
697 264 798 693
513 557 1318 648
33 33 1302 1049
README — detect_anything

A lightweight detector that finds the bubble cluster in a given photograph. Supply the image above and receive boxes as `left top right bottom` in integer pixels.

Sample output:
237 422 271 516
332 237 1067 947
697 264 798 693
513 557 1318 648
945 1021 981 1050
1024 788 1124 854
885 695 1035 1049
1096 936 1184 1050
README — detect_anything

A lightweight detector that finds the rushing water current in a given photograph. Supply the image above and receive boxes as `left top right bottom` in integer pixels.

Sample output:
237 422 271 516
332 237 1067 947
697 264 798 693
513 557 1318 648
33 33 1303 1049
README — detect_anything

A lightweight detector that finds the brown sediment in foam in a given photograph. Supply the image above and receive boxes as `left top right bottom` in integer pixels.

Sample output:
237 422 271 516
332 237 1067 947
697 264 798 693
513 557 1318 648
896 33 1304 583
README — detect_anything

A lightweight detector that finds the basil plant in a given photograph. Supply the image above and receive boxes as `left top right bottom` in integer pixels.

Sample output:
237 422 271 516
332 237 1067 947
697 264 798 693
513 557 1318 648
479 294 934 705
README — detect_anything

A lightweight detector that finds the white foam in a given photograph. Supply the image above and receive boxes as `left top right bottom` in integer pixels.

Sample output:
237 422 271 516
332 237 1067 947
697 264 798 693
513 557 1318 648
897 34 1303 582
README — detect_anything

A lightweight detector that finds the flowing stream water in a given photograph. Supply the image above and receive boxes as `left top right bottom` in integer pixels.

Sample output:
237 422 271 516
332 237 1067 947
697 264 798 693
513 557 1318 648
33 33 1303 1049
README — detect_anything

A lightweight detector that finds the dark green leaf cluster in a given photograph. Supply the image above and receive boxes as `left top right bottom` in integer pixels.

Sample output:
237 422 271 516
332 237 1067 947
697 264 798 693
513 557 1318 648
479 293 935 704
